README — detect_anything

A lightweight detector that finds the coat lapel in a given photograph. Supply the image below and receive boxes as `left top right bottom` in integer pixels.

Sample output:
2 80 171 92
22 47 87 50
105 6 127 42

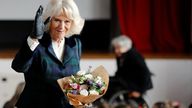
62 38 75 65
40 34 60 63
43 34 62 64
47 44 57 59
43 33 76 65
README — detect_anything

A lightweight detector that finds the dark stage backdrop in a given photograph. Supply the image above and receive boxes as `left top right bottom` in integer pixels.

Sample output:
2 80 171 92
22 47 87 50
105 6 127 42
0 20 111 52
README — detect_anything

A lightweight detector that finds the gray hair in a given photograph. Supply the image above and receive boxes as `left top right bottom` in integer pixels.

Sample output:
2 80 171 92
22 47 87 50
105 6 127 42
43 0 85 37
111 35 133 51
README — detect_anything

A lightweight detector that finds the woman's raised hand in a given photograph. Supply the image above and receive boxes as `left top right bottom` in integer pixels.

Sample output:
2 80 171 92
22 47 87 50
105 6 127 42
30 5 51 39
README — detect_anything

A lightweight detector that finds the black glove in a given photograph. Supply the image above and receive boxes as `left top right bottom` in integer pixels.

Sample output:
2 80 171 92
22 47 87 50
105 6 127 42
30 5 50 39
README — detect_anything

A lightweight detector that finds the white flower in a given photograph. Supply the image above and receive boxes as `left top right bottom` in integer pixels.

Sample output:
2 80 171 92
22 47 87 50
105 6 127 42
80 89 89 96
89 89 99 95
84 74 93 79
77 70 86 76
96 76 102 80
95 76 102 84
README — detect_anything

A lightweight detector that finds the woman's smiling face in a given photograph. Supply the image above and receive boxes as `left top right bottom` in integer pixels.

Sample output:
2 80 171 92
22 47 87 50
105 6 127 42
49 9 72 41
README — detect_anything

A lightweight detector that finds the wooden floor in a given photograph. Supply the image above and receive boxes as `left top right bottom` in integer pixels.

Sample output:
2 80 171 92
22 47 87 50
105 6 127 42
0 49 192 59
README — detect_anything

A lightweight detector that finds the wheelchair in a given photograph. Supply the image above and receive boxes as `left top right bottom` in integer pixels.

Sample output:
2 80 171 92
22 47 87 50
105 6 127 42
93 77 149 108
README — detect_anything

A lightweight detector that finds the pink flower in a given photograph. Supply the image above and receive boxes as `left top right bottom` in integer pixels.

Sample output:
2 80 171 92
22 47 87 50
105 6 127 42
70 83 80 89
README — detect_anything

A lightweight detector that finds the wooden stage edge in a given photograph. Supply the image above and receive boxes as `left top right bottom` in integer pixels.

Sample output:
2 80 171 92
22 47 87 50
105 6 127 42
0 49 192 59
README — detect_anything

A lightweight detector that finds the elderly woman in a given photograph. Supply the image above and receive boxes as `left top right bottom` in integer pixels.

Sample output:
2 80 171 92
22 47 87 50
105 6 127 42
105 35 153 106
11 0 84 107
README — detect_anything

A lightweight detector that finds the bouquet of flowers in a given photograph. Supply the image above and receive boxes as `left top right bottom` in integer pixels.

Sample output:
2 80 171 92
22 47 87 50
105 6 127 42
57 65 109 106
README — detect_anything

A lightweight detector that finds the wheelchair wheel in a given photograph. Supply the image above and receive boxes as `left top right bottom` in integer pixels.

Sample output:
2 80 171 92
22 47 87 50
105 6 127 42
108 90 139 108
108 90 148 108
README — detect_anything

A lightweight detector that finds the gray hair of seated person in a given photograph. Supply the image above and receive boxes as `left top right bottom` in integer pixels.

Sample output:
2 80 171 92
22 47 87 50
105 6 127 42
111 35 133 51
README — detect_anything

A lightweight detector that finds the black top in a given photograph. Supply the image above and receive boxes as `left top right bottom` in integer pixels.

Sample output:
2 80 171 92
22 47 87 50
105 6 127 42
115 47 153 94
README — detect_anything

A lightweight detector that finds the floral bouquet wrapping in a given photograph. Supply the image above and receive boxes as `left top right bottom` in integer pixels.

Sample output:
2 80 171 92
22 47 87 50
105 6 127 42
57 65 109 106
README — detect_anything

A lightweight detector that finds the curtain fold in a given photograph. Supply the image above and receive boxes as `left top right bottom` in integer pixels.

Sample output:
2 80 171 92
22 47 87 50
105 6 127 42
116 0 190 53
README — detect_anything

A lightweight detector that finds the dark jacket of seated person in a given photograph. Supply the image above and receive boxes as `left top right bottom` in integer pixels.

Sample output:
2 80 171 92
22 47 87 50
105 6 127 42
115 47 153 94
110 35 153 96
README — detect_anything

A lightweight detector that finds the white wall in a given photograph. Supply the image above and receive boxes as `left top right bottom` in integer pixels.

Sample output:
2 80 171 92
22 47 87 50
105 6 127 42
0 0 110 20
0 59 24 108
0 58 192 107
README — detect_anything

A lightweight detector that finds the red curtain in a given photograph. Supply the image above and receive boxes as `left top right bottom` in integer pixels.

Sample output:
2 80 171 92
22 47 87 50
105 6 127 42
116 0 187 53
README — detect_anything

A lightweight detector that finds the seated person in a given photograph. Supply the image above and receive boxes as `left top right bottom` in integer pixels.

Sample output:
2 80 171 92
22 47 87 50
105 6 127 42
104 35 153 106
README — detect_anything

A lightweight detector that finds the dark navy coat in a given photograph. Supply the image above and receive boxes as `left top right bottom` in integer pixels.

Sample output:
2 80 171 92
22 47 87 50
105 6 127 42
12 33 81 108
